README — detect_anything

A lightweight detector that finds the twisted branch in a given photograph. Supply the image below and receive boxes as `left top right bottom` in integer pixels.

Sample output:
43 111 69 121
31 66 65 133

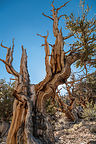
0 40 19 77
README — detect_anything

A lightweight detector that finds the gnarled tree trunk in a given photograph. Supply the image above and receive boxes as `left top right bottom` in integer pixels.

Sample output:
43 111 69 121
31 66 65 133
0 1 81 144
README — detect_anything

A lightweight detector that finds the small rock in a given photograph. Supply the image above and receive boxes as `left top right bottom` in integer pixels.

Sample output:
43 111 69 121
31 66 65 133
90 125 96 133
87 141 96 144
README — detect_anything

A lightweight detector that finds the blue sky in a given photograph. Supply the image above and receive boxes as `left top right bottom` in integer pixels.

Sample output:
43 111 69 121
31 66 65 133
0 0 96 84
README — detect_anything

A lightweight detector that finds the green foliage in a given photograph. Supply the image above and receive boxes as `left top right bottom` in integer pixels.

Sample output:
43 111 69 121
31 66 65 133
82 102 96 121
45 98 57 115
86 73 96 95
0 79 14 121
72 73 96 103
69 73 96 120
64 0 96 68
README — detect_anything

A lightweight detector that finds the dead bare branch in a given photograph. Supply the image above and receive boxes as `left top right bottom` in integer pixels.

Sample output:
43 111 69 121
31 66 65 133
63 33 74 40
0 41 9 49
66 71 96 85
56 1 70 12
10 39 14 64
58 14 66 20
37 32 52 76
0 40 19 77
65 46 82 55
42 13 54 21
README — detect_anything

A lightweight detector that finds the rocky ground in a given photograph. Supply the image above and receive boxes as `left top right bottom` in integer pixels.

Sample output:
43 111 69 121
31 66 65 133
0 112 96 144
54 112 96 144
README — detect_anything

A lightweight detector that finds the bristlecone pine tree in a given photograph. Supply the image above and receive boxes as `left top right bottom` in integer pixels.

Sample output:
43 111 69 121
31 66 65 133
0 0 96 143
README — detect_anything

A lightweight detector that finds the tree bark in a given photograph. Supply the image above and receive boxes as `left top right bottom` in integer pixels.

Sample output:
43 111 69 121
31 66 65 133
0 1 82 144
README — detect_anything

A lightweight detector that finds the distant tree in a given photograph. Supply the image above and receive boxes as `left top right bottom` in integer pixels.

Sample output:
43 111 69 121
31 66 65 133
54 72 96 121
0 0 95 143
73 73 96 105
0 79 14 121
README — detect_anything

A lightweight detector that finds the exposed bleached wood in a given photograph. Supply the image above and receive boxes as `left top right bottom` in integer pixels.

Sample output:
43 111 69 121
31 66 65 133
1 0 93 143
6 45 31 144
37 32 52 76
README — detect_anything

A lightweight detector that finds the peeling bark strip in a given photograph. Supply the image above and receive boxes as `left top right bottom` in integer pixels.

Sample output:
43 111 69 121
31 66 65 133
0 1 84 144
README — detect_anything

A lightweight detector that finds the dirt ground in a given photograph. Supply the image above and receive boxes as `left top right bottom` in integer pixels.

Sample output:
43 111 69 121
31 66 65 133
0 113 96 144
54 112 96 144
